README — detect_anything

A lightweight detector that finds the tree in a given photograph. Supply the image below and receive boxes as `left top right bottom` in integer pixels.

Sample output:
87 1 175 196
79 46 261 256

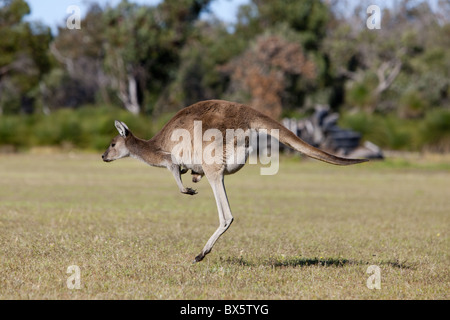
102 0 212 114
215 0 336 117
48 0 211 114
220 33 316 119
47 3 107 111
0 0 52 114
324 0 449 116
234 0 330 51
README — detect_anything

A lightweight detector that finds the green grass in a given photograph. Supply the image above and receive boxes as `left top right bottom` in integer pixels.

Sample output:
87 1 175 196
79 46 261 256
0 152 448 299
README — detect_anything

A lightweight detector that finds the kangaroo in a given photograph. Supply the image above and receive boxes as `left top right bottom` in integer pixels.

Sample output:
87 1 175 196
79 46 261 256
102 100 368 262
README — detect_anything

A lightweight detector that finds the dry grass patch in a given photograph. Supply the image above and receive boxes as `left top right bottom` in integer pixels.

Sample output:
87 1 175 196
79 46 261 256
0 153 448 299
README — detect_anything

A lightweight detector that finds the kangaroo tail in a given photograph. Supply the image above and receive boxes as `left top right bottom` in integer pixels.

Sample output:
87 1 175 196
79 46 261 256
250 112 368 166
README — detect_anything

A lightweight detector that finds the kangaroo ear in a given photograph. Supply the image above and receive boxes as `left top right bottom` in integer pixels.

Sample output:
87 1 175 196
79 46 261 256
115 120 130 137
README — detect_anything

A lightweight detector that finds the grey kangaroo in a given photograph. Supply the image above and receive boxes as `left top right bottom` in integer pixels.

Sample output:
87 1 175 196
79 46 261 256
102 100 368 262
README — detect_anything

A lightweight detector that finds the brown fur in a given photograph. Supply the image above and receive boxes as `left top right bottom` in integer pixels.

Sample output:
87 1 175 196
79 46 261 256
102 100 368 262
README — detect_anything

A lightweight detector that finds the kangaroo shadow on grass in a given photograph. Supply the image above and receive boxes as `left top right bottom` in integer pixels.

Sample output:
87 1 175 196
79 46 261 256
224 256 415 269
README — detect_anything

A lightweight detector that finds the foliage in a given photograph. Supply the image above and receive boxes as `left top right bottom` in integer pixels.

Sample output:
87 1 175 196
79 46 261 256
0 106 155 150
0 0 450 152
339 112 420 151
219 32 317 119
420 109 450 152
0 0 52 114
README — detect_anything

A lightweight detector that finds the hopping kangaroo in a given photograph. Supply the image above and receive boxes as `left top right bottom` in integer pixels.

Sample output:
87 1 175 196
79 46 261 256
102 100 368 262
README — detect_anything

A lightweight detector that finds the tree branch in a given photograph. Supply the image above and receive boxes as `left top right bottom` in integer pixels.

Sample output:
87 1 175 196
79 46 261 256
50 42 75 75
375 59 402 95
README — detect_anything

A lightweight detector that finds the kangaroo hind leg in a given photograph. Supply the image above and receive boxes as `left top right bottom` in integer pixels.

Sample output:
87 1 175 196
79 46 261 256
194 170 233 262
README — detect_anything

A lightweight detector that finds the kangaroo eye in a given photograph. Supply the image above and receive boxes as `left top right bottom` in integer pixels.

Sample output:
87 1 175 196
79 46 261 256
111 143 116 147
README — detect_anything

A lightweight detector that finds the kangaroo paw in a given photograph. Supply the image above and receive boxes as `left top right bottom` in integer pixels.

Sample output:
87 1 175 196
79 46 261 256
182 187 198 196
193 253 205 263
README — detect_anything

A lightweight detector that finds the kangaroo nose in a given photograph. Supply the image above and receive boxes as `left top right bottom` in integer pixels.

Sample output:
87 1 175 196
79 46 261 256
102 154 105 159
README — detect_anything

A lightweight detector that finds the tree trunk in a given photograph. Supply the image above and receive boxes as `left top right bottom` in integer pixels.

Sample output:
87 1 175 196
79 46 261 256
117 74 140 115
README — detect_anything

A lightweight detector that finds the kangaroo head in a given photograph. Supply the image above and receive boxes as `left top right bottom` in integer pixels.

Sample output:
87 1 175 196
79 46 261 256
102 120 131 162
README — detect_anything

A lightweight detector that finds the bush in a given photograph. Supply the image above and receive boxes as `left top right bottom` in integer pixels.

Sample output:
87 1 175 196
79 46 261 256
339 112 421 151
0 106 156 151
420 109 450 152
398 89 429 119
0 115 30 147
2 106 450 153
340 110 450 152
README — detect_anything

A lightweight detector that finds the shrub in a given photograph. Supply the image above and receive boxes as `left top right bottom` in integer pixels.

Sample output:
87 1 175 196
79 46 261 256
0 115 30 147
339 112 420 151
420 109 450 152
2 106 449 153
0 106 155 151
398 89 429 119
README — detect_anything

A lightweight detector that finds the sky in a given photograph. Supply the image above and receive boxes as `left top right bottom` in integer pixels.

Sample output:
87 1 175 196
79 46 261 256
25 0 250 33
24 0 442 34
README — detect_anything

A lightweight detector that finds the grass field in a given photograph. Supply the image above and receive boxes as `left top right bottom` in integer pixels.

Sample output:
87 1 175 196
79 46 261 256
0 151 449 299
